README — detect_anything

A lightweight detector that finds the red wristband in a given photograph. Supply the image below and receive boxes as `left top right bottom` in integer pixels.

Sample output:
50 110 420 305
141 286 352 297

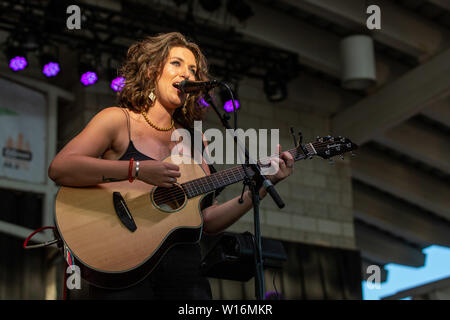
128 158 135 183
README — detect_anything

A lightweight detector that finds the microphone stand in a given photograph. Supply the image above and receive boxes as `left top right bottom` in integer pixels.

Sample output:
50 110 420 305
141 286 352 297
204 87 285 301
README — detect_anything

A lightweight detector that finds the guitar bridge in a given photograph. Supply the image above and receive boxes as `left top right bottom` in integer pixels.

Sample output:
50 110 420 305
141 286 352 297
113 192 137 232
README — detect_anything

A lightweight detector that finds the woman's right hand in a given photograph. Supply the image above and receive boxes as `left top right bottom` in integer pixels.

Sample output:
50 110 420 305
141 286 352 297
137 160 181 188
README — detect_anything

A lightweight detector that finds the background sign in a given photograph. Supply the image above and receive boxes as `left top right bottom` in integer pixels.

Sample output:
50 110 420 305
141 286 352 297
0 77 47 184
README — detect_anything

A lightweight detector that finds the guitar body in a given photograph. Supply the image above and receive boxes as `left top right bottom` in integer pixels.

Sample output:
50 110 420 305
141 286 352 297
55 155 209 289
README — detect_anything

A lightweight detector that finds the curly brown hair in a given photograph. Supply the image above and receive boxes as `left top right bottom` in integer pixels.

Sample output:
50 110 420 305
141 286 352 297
117 32 210 128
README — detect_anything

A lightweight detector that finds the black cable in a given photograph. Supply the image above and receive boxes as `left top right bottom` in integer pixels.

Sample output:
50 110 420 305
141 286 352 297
272 270 281 300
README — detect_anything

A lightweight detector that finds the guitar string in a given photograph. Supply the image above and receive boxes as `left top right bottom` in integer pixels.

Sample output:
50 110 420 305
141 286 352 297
152 148 306 203
153 149 300 201
152 141 351 203
151 141 353 203
151 141 351 203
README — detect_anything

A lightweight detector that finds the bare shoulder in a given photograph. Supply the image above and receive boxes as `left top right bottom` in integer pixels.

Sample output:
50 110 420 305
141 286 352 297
82 107 127 135
89 106 127 125
54 107 129 158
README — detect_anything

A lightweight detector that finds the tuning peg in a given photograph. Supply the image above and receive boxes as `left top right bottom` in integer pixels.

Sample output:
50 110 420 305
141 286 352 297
341 155 344 160
290 127 298 147
329 159 334 165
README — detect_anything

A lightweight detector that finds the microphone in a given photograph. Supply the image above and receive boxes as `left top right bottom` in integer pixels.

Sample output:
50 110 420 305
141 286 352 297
174 80 220 93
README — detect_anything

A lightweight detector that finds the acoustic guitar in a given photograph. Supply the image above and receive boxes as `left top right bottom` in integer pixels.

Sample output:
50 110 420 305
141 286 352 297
55 136 357 289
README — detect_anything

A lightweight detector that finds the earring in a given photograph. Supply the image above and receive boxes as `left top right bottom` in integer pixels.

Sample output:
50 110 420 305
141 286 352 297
182 94 189 115
149 90 156 103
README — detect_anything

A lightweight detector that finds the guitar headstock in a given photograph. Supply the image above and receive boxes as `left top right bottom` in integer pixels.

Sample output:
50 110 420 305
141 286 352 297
308 136 358 159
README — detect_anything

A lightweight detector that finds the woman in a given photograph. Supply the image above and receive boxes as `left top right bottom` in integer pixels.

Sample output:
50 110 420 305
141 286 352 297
48 32 294 299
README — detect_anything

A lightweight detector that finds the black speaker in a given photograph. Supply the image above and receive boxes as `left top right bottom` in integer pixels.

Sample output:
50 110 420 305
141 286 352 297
200 232 287 282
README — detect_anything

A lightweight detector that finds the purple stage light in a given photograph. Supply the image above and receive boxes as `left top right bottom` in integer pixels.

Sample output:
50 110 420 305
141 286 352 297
80 71 98 86
110 76 125 92
264 291 283 300
223 99 240 112
199 97 210 107
9 56 27 71
42 62 60 77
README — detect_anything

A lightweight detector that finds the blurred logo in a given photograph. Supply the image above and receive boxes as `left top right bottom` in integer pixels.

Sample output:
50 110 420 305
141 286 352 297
2 133 32 170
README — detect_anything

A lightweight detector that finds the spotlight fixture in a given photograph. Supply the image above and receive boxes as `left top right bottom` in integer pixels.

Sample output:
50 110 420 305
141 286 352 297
42 61 60 77
80 70 98 86
198 96 210 107
223 99 240 113
226 0 254 23
21 32 40 51
79 61 98 86
107 57 125 92
40 46 60 77
219 79 240 112
110 76 125 92
4 36 28 72
9 55 28 71
263 69 287 102
78 52 99 86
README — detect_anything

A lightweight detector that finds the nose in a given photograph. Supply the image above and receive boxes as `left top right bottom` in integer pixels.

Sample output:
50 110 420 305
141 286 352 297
181 67 192 81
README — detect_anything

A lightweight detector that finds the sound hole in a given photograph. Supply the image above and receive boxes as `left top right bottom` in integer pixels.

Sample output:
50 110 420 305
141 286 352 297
152 184 186 212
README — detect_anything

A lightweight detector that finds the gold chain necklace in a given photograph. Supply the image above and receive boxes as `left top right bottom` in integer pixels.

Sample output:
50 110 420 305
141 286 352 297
141 110 174 131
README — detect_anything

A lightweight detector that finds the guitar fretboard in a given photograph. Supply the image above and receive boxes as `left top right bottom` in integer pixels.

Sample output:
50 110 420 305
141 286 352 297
181 146 311 198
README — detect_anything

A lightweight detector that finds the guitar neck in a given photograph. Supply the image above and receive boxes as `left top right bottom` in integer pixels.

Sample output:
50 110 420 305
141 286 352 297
181 144 315 198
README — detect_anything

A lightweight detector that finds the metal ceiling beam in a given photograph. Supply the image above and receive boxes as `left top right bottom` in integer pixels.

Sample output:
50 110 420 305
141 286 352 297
421 96 450 128
373 119 450 175
331 49 450 145
245 1 341 77
243 1 409 89
283 0 447 61
353 182 450 247
351 146 450 222
354 220 426 267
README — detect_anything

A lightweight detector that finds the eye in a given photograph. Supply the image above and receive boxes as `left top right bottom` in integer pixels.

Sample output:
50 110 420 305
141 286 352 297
171 60 180 66
190 68 197 75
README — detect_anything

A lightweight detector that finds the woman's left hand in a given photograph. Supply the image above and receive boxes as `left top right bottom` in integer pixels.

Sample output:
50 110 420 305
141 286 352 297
267 144 294 185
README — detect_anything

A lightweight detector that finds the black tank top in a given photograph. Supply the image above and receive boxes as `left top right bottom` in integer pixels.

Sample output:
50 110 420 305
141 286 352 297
117 108 155 162
117 108 224 198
